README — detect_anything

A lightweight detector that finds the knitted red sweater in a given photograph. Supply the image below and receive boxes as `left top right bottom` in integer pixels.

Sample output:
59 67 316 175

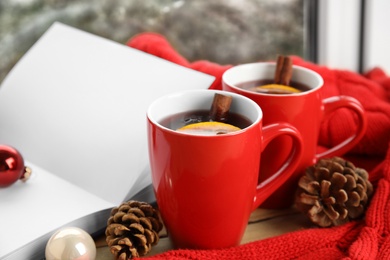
127 33 390 259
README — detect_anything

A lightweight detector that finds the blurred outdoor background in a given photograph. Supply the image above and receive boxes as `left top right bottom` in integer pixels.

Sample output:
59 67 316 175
0 0 304 84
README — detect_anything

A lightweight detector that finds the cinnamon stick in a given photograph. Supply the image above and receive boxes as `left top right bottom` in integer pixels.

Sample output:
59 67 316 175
274 55 293 86
209 93 232 122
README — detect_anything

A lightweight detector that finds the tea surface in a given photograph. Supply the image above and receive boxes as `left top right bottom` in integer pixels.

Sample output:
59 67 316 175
160 109 252 131
237 79 311 93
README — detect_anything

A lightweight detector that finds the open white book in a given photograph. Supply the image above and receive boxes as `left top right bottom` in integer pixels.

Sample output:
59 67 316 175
0 22 214 259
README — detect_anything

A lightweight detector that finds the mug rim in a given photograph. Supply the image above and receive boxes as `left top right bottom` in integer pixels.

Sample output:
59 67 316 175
222 62 324 97
147 89 262 137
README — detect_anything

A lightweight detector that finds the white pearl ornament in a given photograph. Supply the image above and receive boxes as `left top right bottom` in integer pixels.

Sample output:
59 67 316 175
45 227 96 260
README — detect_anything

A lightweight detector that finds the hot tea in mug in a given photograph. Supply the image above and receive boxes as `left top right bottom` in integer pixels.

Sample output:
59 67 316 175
147 89 303 249
222 57 367 209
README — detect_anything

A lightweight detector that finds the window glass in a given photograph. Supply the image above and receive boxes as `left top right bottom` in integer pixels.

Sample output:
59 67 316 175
363 0 390 73
0 0 304 84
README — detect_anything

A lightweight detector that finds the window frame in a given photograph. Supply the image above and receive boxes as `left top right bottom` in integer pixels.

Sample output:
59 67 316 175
306 0 363 72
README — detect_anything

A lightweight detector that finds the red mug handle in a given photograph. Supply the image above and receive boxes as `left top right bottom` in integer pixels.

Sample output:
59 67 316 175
252 123 303 210
315 96 367 160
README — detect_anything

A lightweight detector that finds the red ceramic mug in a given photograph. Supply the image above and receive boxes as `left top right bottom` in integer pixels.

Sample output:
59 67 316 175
222 62 367 209
147 89 303 249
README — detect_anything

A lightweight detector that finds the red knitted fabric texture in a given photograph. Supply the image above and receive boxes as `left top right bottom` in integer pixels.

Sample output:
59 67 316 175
127 33 390 259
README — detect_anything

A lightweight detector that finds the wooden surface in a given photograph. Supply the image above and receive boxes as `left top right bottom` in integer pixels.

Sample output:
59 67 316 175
94 207 316 259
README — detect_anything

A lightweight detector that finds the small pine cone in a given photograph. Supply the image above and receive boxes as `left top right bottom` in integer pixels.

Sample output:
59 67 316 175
295 157 374 227
105 200 163 260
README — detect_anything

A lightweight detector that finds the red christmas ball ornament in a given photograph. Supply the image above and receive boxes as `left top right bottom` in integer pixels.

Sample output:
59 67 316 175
0 145 31 187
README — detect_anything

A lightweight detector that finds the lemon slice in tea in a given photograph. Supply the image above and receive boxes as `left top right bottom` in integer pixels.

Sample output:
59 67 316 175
252 84 301 94
177 122 241 135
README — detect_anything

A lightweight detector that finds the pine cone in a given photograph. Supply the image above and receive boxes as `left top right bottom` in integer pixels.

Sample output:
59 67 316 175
295 157 374 227
105 200 163 259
